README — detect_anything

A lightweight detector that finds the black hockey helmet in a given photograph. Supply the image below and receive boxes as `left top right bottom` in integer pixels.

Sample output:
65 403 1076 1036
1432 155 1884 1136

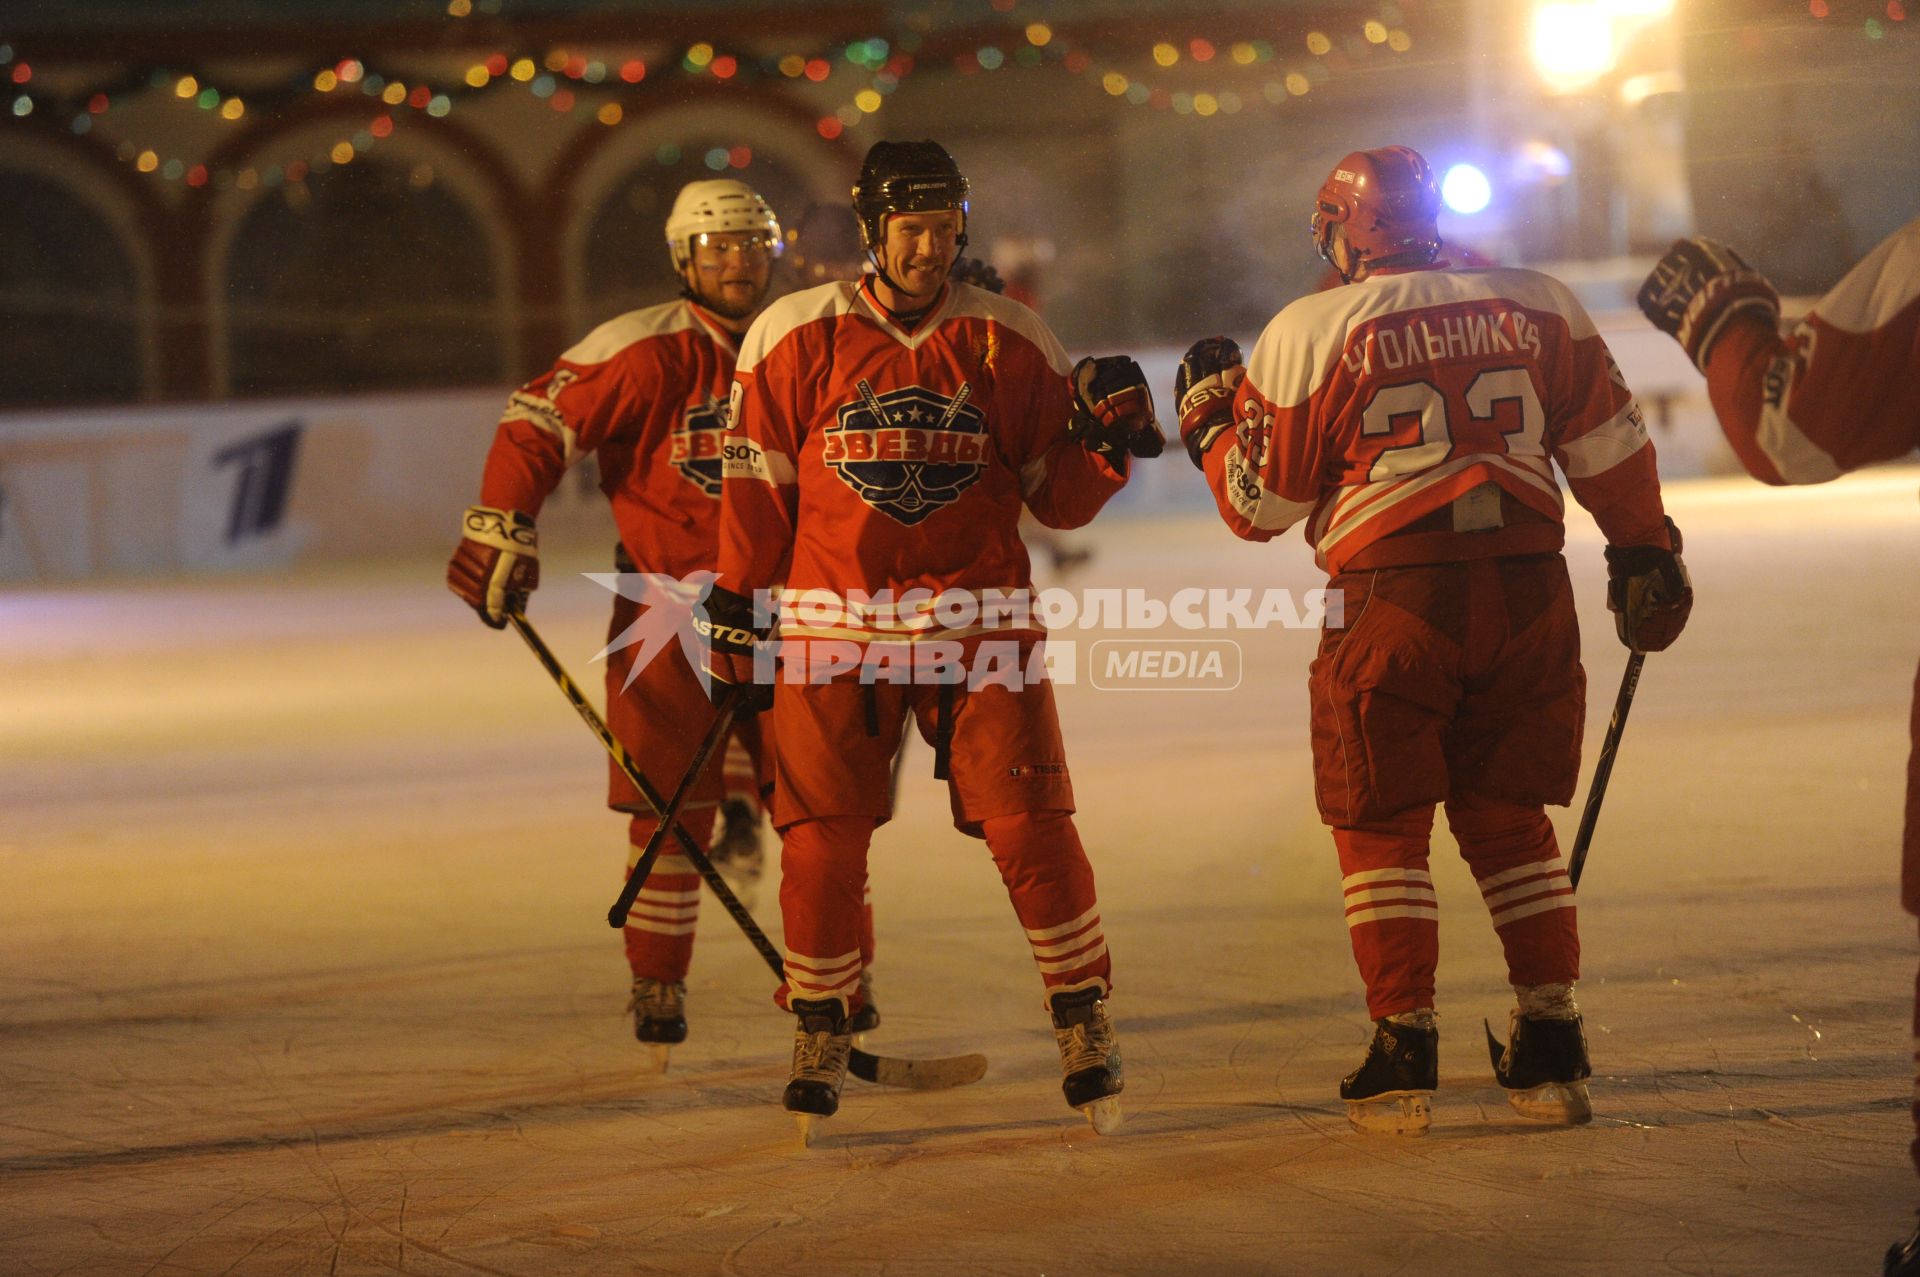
851 140 970 255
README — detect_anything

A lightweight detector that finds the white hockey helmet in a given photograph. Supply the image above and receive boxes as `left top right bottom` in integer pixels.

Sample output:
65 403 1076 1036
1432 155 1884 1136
664 179 783 271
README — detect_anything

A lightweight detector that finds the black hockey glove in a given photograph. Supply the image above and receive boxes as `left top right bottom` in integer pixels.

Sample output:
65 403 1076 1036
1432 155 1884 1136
1605 517 1693 653
1068 355 1164 464
1175 336 1245 469
1636 238 1780 372
695 584 773 714
949 256 1006 294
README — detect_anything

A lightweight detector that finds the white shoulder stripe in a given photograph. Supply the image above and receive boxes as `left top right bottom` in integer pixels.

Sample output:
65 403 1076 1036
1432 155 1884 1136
737 280 857 375
561 300 697 365
1246 266 1600 409
947 284 1073 375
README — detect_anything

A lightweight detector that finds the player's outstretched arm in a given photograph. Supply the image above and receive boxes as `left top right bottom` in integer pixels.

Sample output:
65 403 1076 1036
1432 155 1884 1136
1636 238 1780 374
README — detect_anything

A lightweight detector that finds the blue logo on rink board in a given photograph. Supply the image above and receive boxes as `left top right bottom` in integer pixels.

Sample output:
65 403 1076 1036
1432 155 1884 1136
825 380 987 526
670 395 731 497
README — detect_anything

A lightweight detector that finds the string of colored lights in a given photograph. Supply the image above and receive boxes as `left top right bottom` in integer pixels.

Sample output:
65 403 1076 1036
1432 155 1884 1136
0 36 909 186
2 0 1910 186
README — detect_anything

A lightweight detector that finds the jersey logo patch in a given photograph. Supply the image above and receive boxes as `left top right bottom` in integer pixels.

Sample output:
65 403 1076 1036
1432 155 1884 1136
824 380 989 526
670 394 730 497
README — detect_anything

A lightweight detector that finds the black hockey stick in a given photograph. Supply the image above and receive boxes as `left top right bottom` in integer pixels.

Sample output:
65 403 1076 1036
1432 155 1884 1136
1568 651 1645 891
1485 651 1645 1072
506 610 988 1090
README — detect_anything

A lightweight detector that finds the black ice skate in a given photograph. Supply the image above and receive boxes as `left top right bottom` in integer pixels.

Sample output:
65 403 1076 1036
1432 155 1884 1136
627 977 687 1071
1484 1011 1593 1125
1049 987 1124 1134
1341 1012 1439 1135
709 797 765 910
1886 1217 1920 1277
848 968 881 1039
783 998 852 1146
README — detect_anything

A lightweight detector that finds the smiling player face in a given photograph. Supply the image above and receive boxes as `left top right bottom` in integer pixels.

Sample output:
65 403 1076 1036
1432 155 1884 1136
877 210 962 303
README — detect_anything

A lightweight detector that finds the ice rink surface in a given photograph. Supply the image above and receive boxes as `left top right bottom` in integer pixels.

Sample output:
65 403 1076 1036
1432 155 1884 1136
5 466 1919 1276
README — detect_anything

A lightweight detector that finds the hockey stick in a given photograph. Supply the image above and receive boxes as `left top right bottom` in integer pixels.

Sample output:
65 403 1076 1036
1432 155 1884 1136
1568 651 1645 891
1485 651 1645 1072
506 610 989 1091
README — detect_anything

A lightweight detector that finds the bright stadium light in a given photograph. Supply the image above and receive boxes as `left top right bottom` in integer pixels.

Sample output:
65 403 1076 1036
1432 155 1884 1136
1532 2 1616 88
1441 163 1492 215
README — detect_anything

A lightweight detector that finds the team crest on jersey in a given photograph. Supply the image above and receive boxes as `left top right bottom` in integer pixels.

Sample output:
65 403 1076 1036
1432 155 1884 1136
823 380 988 526
670 394 730 497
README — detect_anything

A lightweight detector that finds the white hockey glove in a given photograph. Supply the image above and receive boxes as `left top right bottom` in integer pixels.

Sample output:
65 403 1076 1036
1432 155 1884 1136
447 505 539 628
1636 238 1780 372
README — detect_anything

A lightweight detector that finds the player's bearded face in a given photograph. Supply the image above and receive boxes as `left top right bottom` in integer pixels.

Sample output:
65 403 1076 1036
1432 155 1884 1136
686 232 774 319
881 211 961 300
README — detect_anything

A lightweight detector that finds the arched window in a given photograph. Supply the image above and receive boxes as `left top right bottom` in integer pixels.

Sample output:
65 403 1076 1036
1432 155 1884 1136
0 169 141 406
224 158 503 395
580 146 816 329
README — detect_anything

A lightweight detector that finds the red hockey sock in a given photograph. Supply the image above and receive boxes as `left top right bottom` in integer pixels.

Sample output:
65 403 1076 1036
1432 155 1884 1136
1332 809 1438 1019
980 809 1111 1004
1447 792 1578 987
621 809 715 983
776 815 875 1013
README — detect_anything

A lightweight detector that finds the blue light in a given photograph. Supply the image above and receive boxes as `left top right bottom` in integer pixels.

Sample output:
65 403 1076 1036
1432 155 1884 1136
1442 163 1492 215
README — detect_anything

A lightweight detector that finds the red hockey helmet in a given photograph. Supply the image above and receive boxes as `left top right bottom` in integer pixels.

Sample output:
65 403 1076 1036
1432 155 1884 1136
1311 146 1442 275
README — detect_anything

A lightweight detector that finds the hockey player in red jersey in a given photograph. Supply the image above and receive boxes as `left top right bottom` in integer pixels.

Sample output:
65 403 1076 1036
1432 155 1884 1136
446 179 877 1066
1636 219 1920 1276
707 140 1161 1138
1180 145 1693 1135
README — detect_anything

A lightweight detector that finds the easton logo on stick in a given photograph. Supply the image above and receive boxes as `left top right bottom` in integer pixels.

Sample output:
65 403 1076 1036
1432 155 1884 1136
824 380 987 526
669 394 731 497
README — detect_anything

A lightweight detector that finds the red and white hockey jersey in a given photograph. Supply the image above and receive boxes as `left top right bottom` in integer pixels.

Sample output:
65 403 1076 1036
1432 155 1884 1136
1704 216 1920 485
717 277 1126 643
1201 264 1672 573
476 298 742 577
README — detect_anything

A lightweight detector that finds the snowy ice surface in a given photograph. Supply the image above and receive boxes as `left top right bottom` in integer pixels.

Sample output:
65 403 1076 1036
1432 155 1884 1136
4 467 1918 1275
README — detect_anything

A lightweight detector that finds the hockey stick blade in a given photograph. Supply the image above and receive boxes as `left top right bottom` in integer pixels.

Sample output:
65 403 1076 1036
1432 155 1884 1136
850 1046 989 1090
506 610 991 1092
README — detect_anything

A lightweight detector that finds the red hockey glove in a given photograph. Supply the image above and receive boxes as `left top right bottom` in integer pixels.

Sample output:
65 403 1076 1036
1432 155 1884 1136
1175 336 1245 470
1068 355 1164 463
1605 517 1692 653
446 505 538 628
1636 238 1780 372
695 584 773 713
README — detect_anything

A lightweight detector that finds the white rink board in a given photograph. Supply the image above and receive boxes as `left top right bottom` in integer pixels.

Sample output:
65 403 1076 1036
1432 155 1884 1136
0 310 1747 583
0 469 1916 1275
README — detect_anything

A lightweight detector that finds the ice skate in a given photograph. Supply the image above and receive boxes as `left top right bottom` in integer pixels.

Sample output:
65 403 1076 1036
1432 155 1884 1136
627 977 687 1071
709 797 765 909
1485 1009 1593 1125
1341 1012 1438 1135
1050 987 1124 1134
784 998 852 1146
848 968 881 1043
1886 1217 1920 1277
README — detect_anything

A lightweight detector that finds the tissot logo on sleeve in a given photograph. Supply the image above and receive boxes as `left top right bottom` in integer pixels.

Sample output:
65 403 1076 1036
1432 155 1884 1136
823 380 988 526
